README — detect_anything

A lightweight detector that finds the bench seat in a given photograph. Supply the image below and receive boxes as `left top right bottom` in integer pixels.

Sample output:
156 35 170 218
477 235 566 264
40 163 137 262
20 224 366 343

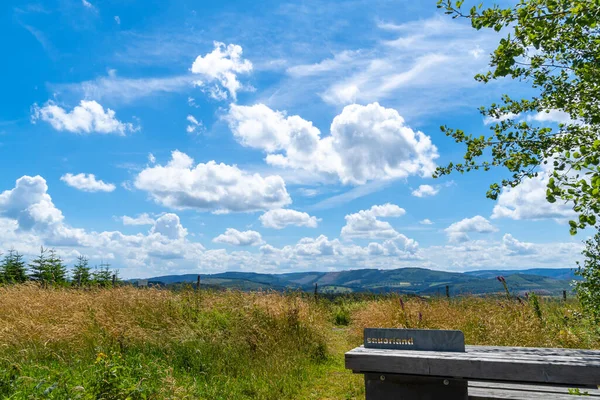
469 381 600 399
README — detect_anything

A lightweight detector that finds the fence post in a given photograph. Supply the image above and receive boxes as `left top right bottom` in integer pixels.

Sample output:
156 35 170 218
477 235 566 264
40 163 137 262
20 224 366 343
446 285 450 298
197 275 201 291
112 274 116 287
563 290 567 301
314 283 318 299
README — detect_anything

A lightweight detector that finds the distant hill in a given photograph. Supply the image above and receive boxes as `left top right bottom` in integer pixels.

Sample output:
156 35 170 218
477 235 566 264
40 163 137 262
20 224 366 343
464 268 580 281
132 267 578 296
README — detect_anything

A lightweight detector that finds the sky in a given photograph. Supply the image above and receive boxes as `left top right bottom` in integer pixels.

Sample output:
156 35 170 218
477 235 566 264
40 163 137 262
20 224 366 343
0 0 585 278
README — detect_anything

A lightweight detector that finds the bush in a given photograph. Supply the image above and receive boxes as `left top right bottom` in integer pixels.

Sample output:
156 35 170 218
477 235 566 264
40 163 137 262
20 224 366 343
576 231 600 322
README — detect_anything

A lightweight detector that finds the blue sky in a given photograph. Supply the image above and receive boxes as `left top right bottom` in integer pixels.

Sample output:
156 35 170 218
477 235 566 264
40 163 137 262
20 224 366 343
0 0 583 278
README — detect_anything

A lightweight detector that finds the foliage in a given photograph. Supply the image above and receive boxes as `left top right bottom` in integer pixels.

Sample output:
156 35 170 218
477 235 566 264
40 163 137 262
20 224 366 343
435 0 600 234
576 231 600 321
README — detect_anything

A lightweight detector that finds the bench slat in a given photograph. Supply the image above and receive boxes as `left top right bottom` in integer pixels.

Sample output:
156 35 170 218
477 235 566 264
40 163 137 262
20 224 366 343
346 345 600 386
469 381 600 399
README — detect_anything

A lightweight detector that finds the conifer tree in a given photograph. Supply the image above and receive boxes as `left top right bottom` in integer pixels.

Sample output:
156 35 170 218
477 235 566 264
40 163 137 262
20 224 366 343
29 246 50 285
46 249 68 284
2 250 28 284
72 255 91 286
92 262 113 287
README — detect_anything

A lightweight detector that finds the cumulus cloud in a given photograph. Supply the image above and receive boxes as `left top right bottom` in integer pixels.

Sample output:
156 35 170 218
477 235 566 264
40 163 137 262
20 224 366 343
445 215 497 243
491 166 575 221
150 213 188 240
134 150 291 213
226 102 438 185
121 213 154 226
420 218 433 225
213 228 264 246
31 100 138 135
502 234 536 256
341 203 406 239
411 184 439 197
260 209 319 229
190 42 253 101
60 173 116 193
0 175 86 246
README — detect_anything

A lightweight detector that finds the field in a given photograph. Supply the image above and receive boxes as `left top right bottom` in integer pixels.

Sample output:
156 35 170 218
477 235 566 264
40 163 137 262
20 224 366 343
1 285 599 399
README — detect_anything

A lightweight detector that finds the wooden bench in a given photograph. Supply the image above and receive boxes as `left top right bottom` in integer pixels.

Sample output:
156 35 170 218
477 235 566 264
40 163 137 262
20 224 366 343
346 329 600 399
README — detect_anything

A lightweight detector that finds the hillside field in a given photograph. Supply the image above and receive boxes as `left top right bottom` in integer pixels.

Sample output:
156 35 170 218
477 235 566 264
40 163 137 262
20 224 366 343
1 284 599 399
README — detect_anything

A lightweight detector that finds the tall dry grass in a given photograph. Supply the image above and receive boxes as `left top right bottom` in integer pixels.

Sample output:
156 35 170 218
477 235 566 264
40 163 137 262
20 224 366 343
350 295 600 349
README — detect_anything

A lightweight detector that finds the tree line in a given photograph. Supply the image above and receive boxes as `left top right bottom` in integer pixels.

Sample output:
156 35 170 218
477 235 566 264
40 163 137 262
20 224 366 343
0 246 120 287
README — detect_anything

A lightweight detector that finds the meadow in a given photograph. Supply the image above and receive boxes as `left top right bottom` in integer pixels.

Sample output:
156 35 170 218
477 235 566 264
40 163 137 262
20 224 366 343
1 285 599 399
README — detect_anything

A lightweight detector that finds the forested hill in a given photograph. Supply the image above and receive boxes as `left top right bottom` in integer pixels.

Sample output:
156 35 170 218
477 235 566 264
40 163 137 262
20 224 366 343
133 267 579 296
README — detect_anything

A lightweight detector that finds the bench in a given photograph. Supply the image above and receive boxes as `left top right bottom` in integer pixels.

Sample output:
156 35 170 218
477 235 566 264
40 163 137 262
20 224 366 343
345 328 600 399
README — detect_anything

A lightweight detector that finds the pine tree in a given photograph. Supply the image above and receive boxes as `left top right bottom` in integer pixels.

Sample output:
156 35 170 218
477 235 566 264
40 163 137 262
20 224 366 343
29 246 50 285
46 249 68 285
72 255 91 286
3 250 28 284
92 262 113 287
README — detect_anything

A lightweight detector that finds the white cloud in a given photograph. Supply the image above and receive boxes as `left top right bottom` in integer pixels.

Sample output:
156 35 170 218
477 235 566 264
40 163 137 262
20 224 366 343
483 112 519 125
297 188 320 197
213 228 264 246
60 173 116 193
491 165 575 221
82 0 95 10
260 209 319 229
134 150 291 213
190 42 253 101
226 102 438 185
445 215 497 243
341 203 406 239
411 184 439 198
150 213 187 240
420 218 433 225
271 16 499 117
121 213 154 226
148 153 156 164
528 109 574 125
52 75 194 105
502 234 536 256
31 100 138 135
186 115 202 133
0 176 585 276
287 50 359 77
114 16 121 24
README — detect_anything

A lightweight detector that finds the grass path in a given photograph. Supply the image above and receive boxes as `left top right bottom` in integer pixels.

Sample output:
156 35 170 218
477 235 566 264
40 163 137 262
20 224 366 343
297 327 364 400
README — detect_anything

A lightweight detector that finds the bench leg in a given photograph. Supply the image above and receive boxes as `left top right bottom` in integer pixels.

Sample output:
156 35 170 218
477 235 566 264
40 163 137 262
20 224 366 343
364 373 468 400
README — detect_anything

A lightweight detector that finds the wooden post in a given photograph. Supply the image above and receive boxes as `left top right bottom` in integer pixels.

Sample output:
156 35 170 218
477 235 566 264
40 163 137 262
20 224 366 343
563 290 567 301
446 285 450 298
196 275 201 291
112 274 116 287
314 283 318 299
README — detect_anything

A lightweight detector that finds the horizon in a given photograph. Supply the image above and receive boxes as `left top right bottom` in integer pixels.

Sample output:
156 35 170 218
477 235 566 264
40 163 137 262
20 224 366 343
0 0 587 279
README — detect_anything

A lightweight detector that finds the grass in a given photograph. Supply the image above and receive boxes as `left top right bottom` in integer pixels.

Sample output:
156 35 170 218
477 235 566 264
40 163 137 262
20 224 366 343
0 285 598 399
